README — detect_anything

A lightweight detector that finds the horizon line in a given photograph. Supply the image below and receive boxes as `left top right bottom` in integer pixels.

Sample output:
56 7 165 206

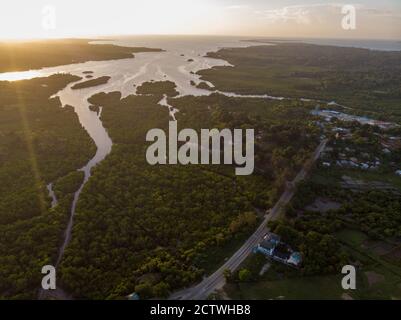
0 34 400 42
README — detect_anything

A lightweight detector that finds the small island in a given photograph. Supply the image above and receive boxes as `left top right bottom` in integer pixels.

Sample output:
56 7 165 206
196 81 215 91
71 76 111 90
136 80 179 97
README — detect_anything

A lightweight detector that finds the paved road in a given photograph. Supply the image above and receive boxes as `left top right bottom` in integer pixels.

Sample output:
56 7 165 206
170 139 327 300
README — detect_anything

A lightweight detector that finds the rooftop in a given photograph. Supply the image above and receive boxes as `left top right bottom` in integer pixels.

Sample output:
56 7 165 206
264 232 281 243
260 239 276 250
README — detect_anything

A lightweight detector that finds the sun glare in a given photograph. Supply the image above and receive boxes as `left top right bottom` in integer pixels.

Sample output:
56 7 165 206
0 0 224 40
0 70 43 81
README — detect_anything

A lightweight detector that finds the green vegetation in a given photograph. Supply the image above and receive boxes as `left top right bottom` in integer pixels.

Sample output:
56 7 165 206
238 268 252 282
58 92 256 299
55 83 320 299
262 168 401 298
227 262 401 299
196 81 214 90
269 219 348 275
224 252 343 299
3 41 400 300
225 223 401 300
195 213 259 275
0 39 162 72
0 74 96 299
53 171 85 200
71 76 110 90
342 170 401 190
226 274 344 300
172 94 320 192
292 174 401 238
336 229 368 247
224 132 401 300
199 43 401 122
136 81 179 97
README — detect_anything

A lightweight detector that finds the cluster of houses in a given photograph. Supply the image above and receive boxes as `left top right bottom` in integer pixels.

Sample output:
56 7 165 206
319 129 401 175
311 108 399 130
313 108 401 175
255 233 302 268
379 134 401 153
332 159 376 170
321 144 382 171
334 154 381 171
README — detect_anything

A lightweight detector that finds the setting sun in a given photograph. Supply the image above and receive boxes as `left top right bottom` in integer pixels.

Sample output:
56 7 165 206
0 70 43 81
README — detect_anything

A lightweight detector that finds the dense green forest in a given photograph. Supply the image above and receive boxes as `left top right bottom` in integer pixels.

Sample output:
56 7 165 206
172 93 320 186
3 41 400 300
0 39 162 72
199 43 401 122
289 171 401 239
0 74 96 298
56 80 320 299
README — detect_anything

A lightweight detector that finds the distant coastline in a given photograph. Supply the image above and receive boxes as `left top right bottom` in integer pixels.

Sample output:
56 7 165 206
244 37 401 52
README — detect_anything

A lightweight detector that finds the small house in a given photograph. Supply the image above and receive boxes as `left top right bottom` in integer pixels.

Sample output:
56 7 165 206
257 239 276 257
263 232 281 245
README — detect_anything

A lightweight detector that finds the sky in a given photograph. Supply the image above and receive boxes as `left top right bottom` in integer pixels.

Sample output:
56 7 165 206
0 0 400 40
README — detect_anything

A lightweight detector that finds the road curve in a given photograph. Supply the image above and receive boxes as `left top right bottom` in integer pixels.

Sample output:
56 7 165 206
170 139 327 300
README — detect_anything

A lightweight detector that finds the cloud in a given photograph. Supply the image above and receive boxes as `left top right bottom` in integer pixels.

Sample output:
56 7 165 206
362 7 401 18
227 4 249 10
257 3 401 25
257 3 345 25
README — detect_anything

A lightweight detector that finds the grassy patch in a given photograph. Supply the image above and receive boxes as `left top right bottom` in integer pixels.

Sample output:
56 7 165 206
226 274 344 300
336 229 368 248
356 265 401 299
344 170 401 190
